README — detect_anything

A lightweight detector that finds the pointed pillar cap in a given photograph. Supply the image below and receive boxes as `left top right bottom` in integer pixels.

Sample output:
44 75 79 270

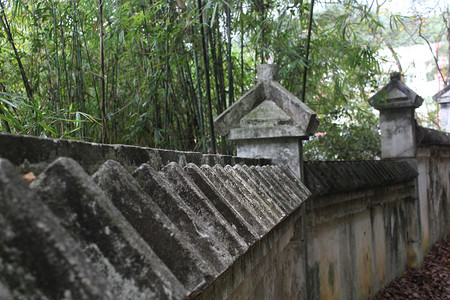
369 72 423 110
214 64 318 140
432 84 450 104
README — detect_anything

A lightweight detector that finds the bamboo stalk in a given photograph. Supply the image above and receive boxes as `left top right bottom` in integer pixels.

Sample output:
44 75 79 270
198 0 216 153
0 1 34 105
226 2 234 106
99 0 107 143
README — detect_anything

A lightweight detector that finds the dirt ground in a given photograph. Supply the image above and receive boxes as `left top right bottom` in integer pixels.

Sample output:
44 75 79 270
375 234 450 300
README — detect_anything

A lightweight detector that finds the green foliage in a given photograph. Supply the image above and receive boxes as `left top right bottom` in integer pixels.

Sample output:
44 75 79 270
304 110 381 161
3 0 443 160
0 91 99 138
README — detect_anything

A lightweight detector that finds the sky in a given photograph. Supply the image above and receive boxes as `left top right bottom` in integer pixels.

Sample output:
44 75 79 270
316 0 449 15
386 0 448 16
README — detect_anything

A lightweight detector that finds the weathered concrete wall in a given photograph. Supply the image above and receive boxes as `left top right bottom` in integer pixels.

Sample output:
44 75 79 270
417 146 450 254
196 166 310 300
197 206 308 300
195 160 420 300
0 133 269 175
378 107 417 158
0 133 309 299
305 182 416 299
220 150 449 300
202 73 450 299
236 138 303 179
1 130 449 299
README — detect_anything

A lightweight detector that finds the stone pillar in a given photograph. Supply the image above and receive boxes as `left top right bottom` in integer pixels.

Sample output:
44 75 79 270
214 64 318 180
369 72 424 267
369 72 423 159
432 84 450 133
236 136 304 178
236 65 304 177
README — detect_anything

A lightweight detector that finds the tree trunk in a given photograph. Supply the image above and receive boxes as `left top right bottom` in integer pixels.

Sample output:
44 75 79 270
216 26 227 112
207 19 222 114
191 27 205 151
260 4 265 63
240 1 244 94
446 15 450 85
226 3 234 107
164 12 170 145
301 0 315 103
80 20 100 107
99 0 107 143
0 1 34 104
386 42 403 74
50 0 61 110
0 83 11 133
60 25 72 108
73 1 86 138
198 0 216 153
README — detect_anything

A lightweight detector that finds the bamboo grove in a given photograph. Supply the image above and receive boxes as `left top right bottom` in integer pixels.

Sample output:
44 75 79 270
0 0 394 158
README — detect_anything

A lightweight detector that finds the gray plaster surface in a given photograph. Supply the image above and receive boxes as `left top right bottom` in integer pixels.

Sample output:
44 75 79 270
215 82 317 140
184 163 258 244
0 132 270 175
236 137 303 178
432 83 450 131
214 64 317 179
379 107 417 158
162 163 248 257
257 64 279 82
214 64 317 141
0 129 446 299
0 158 114 300
92 160 212 293
31 157 185 299
0 144 311 299
440 103 450 133
240 100 293 128
432 85 450 131
267 81 318 136
432 83 450 104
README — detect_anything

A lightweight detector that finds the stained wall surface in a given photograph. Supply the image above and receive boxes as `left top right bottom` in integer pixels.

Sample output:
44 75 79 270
417 146 450 254
0 133 308 299
302 161 418 300
0 131 449 299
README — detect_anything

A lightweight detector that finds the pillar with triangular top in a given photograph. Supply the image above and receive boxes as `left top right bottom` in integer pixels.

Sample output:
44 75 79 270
432 83 450 133
214 64 318 180
368 72 424 159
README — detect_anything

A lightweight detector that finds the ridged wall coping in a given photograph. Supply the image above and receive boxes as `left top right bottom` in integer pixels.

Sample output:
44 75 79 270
304 160 418 197
0 133 270 175
0 133 309 298
416 125 450 147
0 132 430 298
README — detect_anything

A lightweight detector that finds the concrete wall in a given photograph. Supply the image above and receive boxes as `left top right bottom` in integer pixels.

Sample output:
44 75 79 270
0 133 308 299
197 207 308 300
199 146 450 299
195 160 423 299
0 133 269 175
305 182 416 299
194 181 421 300
417 146 450 254
206 68 450 299
0 131 449 299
